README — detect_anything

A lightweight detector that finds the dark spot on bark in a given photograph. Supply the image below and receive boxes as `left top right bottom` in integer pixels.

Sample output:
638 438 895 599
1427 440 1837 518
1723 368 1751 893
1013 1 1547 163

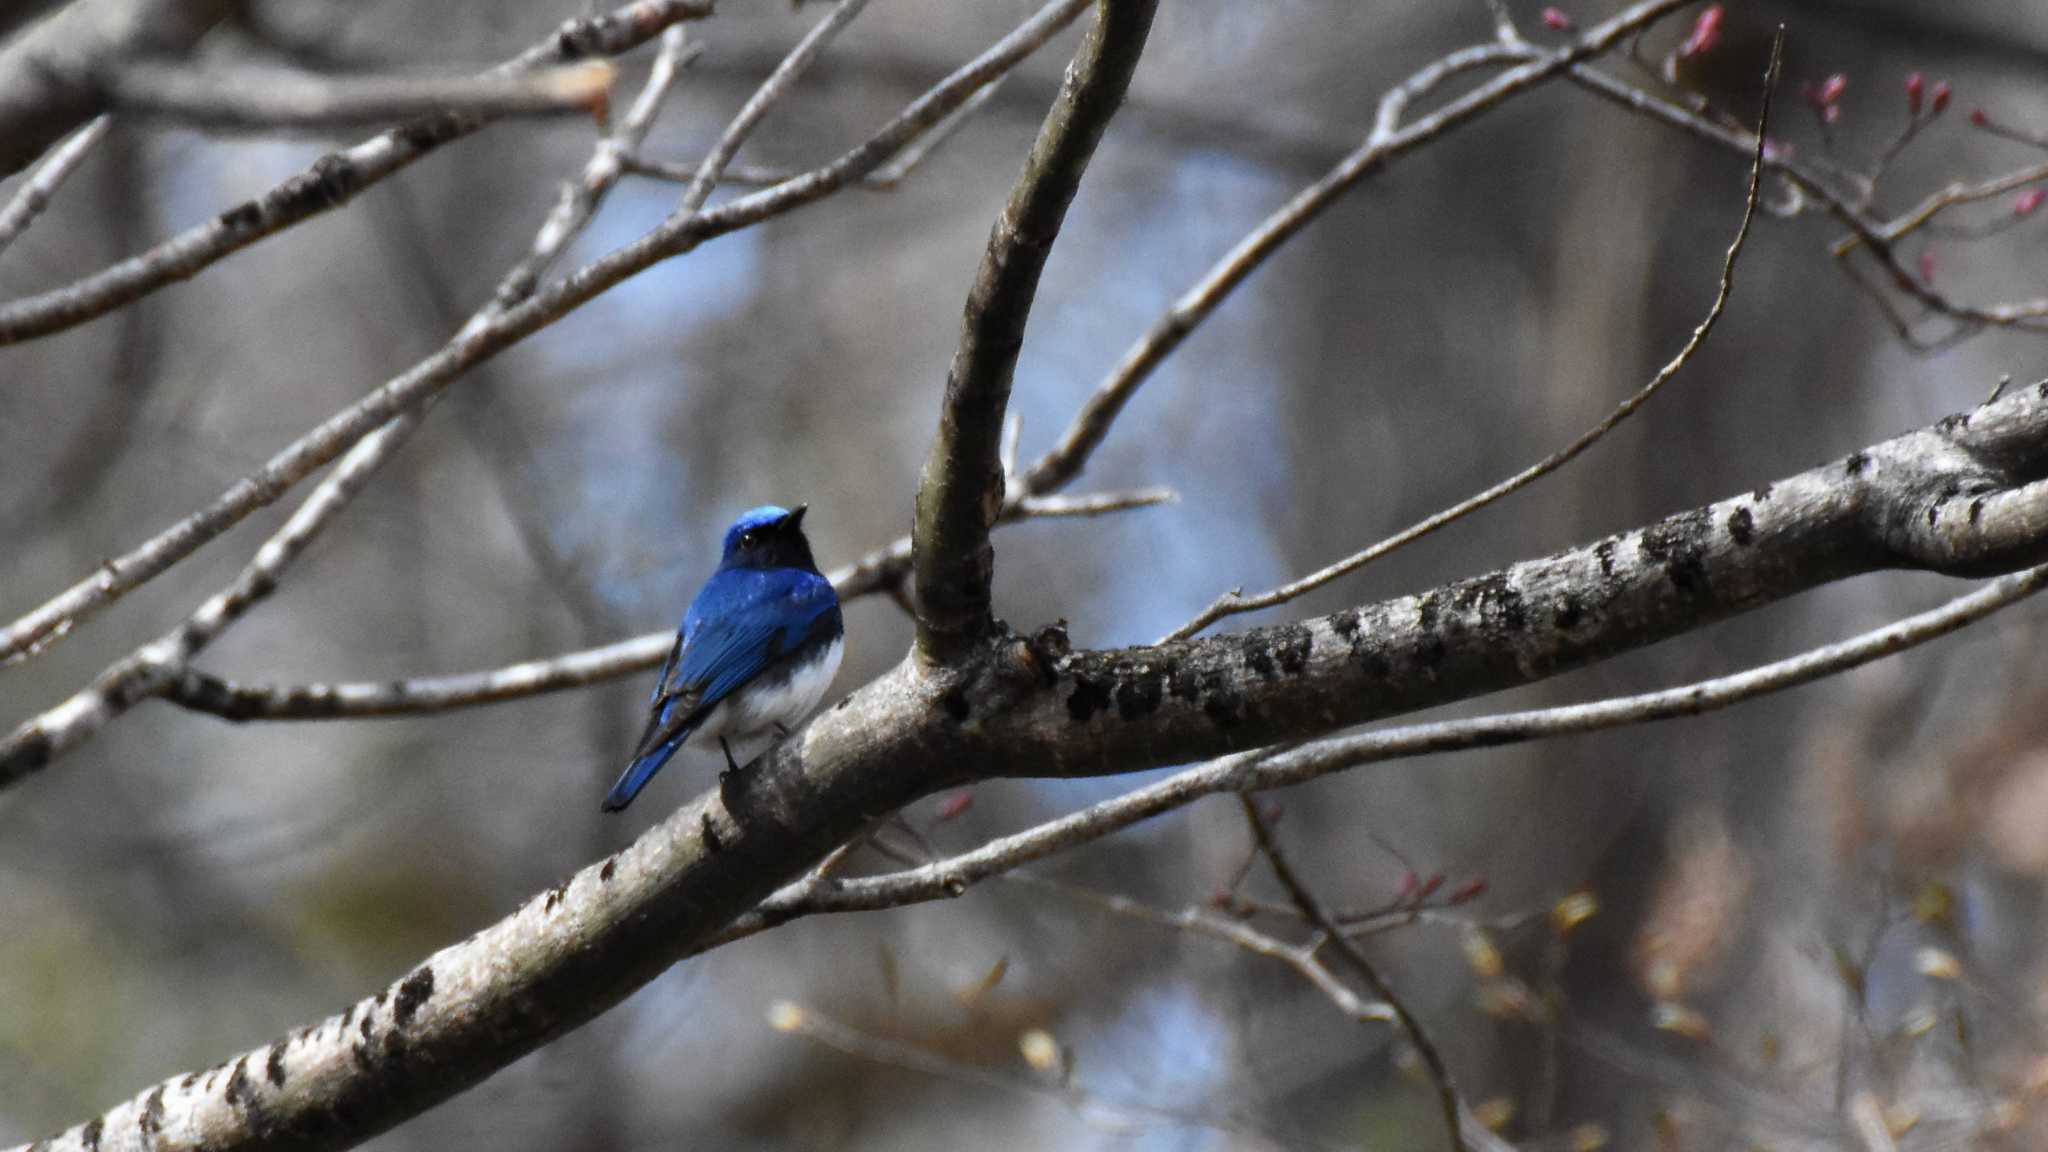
141 1087 164 1140
1845 451 1868 476
11 728 52 772
394 967 434 1028
1970 497 1985 525
1273 624 1312 673
352 1041 373 1070
1203 688 1244 729
1751 482 1773 502
2039 379 2048 399
297 1025 315 1044
28 1139 46 1152
1451 572 1527 631
359 1011 374 1040
82 1118 102 1151
600 858 617 883
374 991 388 1008
1555 594 1584 629
1066 675 1113 723
179 1072 198 1090
1416 592 1442 632
224 1057 250 1108
1329 609 1362 640
544 883 567 912
833 695 852 711
218 200 263 232
1167 665 1202 703
340 1006 354 1029
1352 642 1391 679
1594 537 1617 578
1639 509 1711 596
941 687 971 722
267 1044 287 1086
395 113 465 152
700 812 723 853
1115 675 1161 720
1937 412 1970 433
1927 501 1943 527
1727 506 1755 545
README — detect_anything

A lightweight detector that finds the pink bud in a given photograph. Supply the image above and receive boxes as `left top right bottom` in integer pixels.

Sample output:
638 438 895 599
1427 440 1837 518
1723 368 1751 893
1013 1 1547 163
1970 107 1990 127
1931 81 1951 114
1819 73 1848 106
1541 6 1573 30
1917 248 1937 285
1679 4 1723 59
1414 872 1447 901
1449 877 1489 905
1904 72 1924 117
2016 188 2046 217
934 788 975 821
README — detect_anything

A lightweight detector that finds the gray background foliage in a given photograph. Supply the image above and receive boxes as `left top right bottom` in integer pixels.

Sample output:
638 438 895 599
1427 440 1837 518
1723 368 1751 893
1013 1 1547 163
6 0 2048 1147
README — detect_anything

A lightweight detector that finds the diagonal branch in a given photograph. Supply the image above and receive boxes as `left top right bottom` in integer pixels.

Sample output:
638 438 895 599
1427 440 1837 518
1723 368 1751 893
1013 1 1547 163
1240 796 1465 1151
0 0 717 347
22 382 2048 1152
910 0 1159 664
1017 0 1691 500
0 115 110 258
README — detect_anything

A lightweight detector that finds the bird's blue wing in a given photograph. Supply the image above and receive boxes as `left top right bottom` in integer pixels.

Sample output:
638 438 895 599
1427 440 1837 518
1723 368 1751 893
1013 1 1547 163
672 569 839 710
602 571 838 812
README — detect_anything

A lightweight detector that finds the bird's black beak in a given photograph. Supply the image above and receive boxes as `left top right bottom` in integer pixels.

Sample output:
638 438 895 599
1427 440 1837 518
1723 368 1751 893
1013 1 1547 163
786 504 808 529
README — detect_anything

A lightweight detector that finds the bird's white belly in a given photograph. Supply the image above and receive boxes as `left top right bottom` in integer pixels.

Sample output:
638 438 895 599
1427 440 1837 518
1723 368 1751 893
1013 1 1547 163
696 636 844 743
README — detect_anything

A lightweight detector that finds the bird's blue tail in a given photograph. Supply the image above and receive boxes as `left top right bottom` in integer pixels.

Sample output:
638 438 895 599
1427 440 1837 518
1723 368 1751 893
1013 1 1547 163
601 730 688 812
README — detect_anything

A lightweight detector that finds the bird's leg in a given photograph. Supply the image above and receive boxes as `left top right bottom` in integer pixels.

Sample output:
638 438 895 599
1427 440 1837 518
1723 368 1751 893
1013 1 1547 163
772 722 792 739
720 737 739 773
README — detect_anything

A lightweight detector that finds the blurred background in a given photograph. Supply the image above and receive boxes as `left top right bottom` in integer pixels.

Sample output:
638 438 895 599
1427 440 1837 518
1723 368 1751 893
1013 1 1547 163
6 0 2048 1147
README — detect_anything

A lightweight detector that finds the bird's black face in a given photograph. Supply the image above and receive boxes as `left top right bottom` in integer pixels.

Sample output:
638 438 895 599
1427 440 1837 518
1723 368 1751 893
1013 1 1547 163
723 506 818 572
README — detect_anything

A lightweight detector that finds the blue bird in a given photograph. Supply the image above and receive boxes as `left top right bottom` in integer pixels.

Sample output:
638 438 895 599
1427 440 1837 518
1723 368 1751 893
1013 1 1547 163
602 504 844 813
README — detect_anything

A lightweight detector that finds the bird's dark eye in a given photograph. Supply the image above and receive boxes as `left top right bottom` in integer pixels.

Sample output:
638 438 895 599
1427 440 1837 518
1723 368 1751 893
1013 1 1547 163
739 531 757 549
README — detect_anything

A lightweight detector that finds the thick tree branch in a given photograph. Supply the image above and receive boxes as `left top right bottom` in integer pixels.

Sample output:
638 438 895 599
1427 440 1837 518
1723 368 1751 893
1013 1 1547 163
0 0 1086 674
0 0 237 178
0 0 717 347
25 384 2048 1152
911 0 1159 663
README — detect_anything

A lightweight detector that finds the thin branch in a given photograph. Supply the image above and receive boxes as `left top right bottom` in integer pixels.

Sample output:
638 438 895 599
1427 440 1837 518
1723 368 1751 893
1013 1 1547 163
675 0 874 215
0 0 1091 672
1240 795 1464 1151
0 115 109 258
1016 0 1691 500
911 0 1160 663
105 59 618 131
159 488 1172 722
725 562 2048 943
623 80 1002 191
1163 28 1783 642
0 0 717 347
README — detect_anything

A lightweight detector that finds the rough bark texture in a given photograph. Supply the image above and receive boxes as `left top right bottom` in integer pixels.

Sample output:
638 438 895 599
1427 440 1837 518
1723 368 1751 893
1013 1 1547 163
22 379 2048 1152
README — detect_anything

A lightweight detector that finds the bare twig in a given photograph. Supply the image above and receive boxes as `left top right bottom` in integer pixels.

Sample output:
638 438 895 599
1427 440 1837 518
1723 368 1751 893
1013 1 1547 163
1017 0 1690 500
911 0 1160 663
1241 795 1465 1150
676 0 874 215
0 115 108 258
0 0 1092 672
1163 29 1783 642
0 0 717 348
106 59 619 131
624 80 1002 191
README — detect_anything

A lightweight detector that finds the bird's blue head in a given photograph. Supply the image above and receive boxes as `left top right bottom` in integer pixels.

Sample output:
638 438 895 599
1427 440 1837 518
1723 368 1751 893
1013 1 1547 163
719 504 819 572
